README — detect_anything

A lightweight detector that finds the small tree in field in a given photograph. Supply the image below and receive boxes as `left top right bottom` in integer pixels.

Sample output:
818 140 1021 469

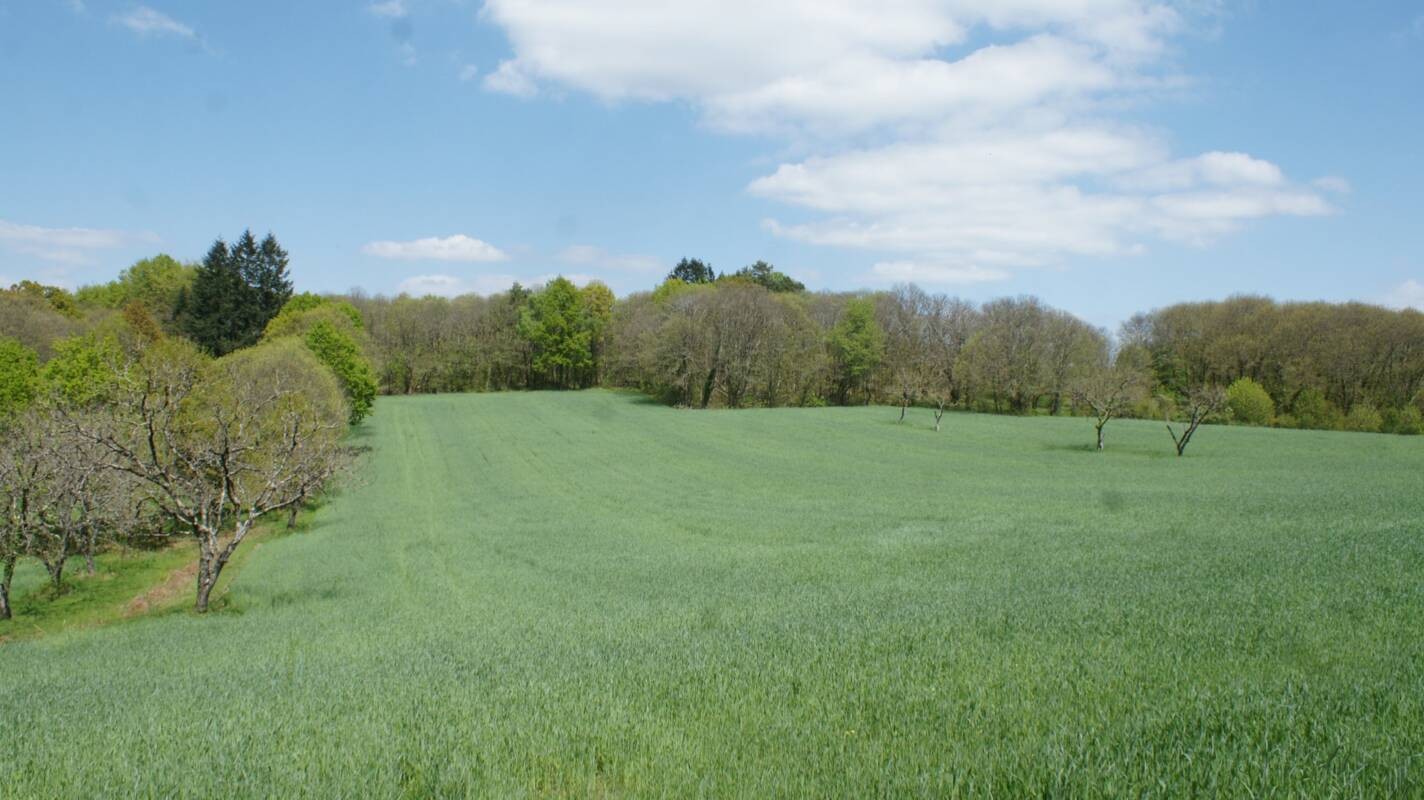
1072 355 1148 451
77 338 350 612
1166 385 1227 457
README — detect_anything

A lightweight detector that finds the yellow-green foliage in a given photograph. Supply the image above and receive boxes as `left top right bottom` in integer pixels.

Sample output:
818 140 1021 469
304 320 377 424
0 338 41 418
263 299 378 423
1226 377 1274 425
1343 401 1383 433
41 333 125 407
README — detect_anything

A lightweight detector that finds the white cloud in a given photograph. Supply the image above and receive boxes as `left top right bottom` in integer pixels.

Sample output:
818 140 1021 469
1384 279 1424 311
362 234 509 262
0 218 159 266
483 60 538 97
557 245 661 273
1313 175 1352 194
113 6 197 39
458 64 480 82
480 1 1336 278
369 0 407 19
870 261 1011 285
396 271 602 297
396 273 523 297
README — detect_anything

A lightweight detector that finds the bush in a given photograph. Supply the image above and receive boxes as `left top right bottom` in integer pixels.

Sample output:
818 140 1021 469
0 338 41 418
1342 402 1383 433
1291 388 1342 430
1385 405 1422 435
1226 377 1274 426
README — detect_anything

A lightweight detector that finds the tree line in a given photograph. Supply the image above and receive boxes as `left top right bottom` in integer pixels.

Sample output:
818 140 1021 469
335 268 1423 438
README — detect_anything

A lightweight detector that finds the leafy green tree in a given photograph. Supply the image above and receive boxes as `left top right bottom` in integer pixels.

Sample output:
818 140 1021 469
668 258 716 285
828 298 884 405
75 254 197 327
305 320 378 424
1291 388 1342 430
1226 377 1274 426
0 339 40 420
179 231 293 355
266 294 365 338
729 261 805 293
4 281 79 317
519 277 593 388
41 333 125 407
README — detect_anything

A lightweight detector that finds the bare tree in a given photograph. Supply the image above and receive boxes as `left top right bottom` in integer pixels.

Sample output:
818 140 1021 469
924 295 979 431
879 285 934 424
1166 386 1228 457
1073 356 1148 451
76 338 350 612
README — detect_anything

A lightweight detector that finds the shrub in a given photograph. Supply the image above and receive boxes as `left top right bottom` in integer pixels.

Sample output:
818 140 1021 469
1291 388 1342 430
1342 402 1383 433
1226 378 1274 426
1383 405 1423 435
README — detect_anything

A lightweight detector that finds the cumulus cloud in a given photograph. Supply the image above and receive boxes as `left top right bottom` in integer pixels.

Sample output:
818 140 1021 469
362 234 509 262
113 6 197 39
1384 279 1424 311
0 218 159 266
396 273 521 297
483 60 538 97
479 0 1336 284
871 261 1010 285
369 0 407 19
557 245 661 273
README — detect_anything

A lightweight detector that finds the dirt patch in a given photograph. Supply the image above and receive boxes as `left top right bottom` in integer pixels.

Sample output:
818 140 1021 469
125 561 198 617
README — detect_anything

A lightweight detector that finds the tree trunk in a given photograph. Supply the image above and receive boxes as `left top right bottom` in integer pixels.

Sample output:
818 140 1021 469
44 558 66 592
700 367 717 409
195 540 218 613
0 557 14 620
85 526 98 575
899 396 909 423
1096 422 1106 451
934 400 945 432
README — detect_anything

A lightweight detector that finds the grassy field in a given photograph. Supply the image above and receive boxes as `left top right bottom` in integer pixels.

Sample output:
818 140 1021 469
2 390 1422 797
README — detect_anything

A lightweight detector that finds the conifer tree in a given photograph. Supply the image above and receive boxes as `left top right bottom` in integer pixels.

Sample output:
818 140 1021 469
179 231 294 355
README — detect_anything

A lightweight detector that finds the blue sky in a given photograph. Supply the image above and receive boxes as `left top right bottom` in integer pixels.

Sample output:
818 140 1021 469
1 1 1421 328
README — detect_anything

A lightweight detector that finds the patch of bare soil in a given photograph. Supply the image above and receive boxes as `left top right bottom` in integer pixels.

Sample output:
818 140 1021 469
125 561 198 617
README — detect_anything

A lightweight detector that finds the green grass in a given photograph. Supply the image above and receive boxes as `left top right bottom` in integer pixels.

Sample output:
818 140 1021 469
0 543 196 641
2 390 1422 797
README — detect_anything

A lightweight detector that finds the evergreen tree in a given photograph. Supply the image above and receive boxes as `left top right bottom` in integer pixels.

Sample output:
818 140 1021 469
668 258 716 284
180 231 294 355
729 260 805 293
254 233 294 321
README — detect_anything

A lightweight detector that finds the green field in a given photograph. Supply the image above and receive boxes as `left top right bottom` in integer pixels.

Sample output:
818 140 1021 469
2 390 1422 796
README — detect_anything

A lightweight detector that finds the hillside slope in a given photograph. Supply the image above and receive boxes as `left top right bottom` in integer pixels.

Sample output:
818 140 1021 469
2 391 1422 796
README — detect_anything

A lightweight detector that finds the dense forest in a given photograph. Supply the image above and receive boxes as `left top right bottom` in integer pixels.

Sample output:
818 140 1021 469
4 251 1424 436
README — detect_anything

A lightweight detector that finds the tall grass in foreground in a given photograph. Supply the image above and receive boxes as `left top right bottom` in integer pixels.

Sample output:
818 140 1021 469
2 390 1422 796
